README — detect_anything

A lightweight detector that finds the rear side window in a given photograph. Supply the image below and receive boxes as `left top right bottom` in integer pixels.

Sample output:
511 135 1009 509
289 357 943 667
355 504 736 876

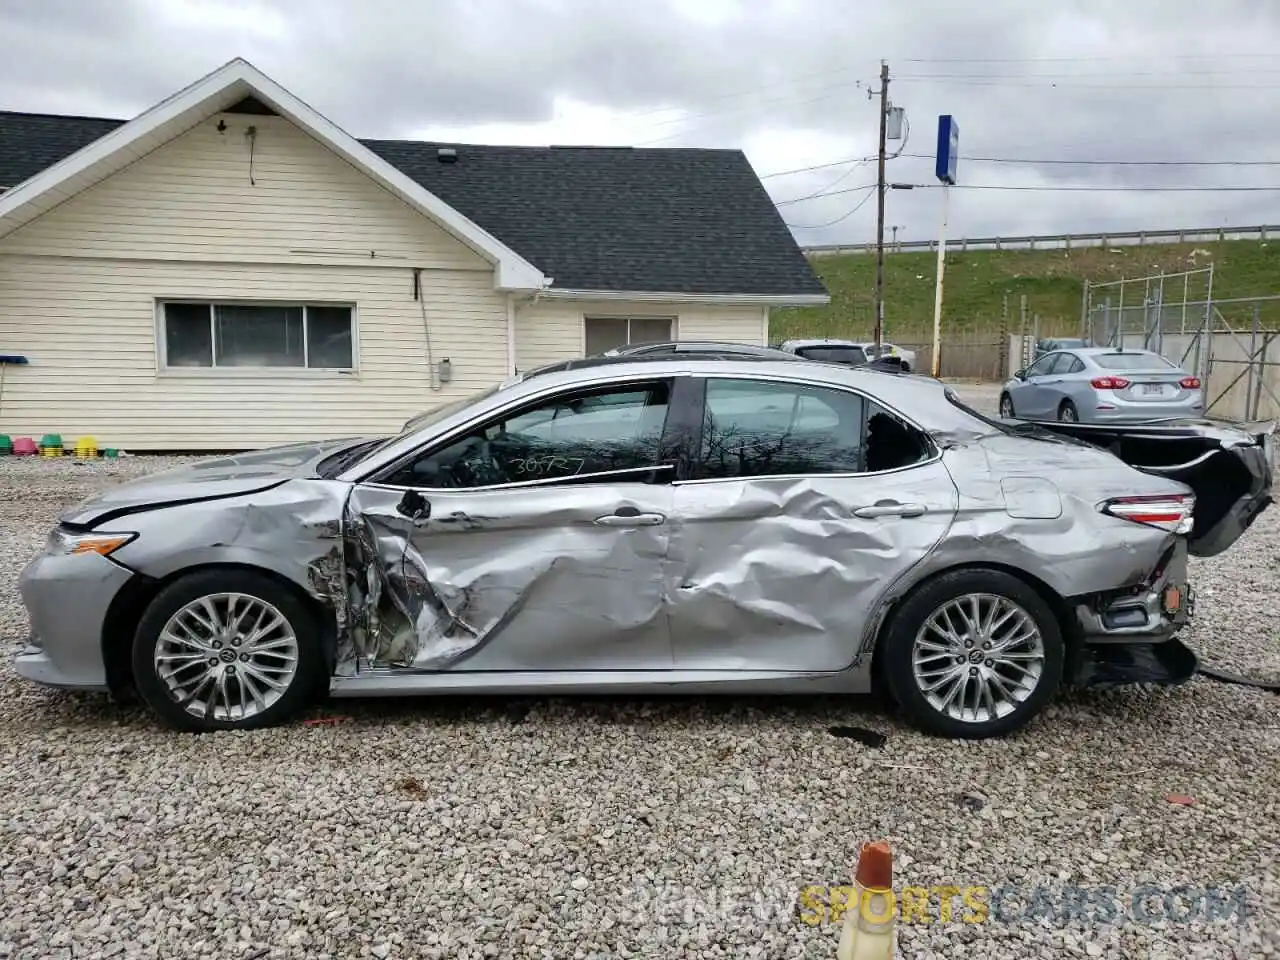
1093 352 1175 371
1047 354 1084 375
696 378 931 479
795 345 868 365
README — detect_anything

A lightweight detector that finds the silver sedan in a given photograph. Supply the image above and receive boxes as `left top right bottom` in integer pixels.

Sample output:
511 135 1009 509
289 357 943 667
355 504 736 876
999 347 1205 423
16 357 1274 738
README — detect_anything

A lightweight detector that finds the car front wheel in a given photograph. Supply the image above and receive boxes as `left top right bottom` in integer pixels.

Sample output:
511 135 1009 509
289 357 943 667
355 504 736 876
999 393 1015 418
132 569 322 732
880 569 1064 738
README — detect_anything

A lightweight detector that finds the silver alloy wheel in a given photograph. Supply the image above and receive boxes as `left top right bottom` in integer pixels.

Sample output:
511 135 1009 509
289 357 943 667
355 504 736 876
999 396 1014 418
153 592 300 722
1060 403 1077 422
910 593 1046 724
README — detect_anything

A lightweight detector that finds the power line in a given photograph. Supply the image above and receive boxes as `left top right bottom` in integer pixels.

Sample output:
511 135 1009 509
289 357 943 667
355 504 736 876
895 77 1280 90
900 54 1280 63
777 158 875 204
758 156 875 179
898 68 1280 79
785 186 878 229
899 153 1280 167
779 182 1280 204
903 183 1280 193
774 182 880 205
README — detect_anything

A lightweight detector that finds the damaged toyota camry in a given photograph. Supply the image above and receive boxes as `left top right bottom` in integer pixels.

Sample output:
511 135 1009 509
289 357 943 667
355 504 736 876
16 357 1274 738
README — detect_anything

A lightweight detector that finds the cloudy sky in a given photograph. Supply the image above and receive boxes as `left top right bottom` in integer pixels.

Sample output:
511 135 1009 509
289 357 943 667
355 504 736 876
3 0 1278 247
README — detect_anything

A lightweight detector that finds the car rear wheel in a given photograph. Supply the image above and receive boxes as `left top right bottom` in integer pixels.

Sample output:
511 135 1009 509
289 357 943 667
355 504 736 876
999 393 1015 418
880 569 1064 738
1058 399 1078 422
132 570 322 732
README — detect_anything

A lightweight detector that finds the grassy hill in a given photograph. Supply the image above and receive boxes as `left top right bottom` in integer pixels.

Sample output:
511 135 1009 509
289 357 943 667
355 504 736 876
772 238 1280 343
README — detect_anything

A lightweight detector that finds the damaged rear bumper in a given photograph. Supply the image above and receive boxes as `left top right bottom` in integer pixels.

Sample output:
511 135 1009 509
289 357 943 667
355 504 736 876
1068 539 1200 688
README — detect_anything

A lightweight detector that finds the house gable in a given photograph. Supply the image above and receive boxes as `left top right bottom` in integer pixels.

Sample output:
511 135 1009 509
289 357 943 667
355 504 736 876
0 58 547 290
0 111 489 271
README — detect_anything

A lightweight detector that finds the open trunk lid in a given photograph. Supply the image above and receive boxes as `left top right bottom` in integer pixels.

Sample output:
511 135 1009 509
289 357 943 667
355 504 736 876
1019 418 1274 556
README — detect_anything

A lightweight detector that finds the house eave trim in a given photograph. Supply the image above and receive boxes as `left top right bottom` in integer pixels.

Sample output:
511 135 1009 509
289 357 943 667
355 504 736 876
536 288 830 306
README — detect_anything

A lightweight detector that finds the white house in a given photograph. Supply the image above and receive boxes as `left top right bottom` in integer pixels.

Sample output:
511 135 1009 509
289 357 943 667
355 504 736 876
0 59 828 450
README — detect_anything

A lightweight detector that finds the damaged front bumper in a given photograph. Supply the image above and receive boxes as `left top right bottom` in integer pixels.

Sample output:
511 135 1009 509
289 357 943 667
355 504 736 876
1068 539 1201 688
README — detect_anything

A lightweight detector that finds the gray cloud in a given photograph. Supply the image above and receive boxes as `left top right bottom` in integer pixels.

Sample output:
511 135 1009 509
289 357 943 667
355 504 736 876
1 0 1277 246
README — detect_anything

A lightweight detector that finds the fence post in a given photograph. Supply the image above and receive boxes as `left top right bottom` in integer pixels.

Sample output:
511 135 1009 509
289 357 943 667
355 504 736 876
1247 304 1261 420
1079 279 1090 340
999 294 1010 377
1253 333 1273 421
1019 294 1029 366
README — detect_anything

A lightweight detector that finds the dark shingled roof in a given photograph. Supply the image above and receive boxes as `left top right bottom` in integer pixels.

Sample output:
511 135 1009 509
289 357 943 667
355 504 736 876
0 110 826 297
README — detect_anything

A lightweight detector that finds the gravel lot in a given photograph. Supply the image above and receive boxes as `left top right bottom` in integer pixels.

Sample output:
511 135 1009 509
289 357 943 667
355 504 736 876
1 388 1278 959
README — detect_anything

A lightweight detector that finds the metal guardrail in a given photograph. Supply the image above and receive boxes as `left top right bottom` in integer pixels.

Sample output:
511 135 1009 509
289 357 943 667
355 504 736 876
802 224 1280 257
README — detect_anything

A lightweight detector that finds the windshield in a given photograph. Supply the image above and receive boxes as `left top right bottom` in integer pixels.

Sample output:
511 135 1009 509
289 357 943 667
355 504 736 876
1094 352 1175 371
795 345 868 365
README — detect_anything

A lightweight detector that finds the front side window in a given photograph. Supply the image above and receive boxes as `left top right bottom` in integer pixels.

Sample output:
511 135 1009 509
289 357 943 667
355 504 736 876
1023 354 1059 378
695 378 931 480
385 381 673 488
161 301 355 369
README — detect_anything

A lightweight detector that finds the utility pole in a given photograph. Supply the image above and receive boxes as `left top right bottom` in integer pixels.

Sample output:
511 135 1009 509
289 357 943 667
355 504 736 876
873 60 890 353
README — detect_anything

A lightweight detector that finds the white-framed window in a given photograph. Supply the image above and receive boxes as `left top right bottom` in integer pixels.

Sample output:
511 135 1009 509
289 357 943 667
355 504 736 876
159 301 356 370
583 315 674 355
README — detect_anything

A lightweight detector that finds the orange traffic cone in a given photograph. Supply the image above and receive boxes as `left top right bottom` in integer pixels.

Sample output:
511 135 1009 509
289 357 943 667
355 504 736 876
837 841 896 960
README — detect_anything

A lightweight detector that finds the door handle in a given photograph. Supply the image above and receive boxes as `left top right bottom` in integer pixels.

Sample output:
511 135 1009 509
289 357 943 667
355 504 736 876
853 501 927 519
594 512 666 527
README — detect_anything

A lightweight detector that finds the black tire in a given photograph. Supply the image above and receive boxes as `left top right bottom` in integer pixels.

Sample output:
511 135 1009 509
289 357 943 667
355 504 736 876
879 569 1064 739
998 393 1015 419
132 569 323 732
1058 399 1078 422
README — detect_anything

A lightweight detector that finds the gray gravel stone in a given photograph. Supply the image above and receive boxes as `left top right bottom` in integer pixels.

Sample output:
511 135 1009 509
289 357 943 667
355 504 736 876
0 430 1277 959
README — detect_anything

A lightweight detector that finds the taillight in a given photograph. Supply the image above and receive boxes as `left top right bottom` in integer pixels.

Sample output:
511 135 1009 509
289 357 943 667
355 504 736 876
1179 376 1201 389
1102 494 1195 535
1090 376 1131 389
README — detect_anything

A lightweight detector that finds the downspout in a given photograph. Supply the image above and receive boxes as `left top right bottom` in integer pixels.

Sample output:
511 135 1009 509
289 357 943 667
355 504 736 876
505 294 517 376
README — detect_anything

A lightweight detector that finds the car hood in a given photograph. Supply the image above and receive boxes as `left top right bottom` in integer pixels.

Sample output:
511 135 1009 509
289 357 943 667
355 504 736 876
60 438 366 528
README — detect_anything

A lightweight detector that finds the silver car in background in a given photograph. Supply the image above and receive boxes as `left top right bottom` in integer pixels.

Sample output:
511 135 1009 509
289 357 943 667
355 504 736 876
15 358 1272 740
1000 347 1205 423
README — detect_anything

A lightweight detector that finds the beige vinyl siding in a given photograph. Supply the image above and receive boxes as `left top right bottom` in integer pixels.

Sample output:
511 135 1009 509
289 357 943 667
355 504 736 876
0 256 507 449
0 113 488 272
512 299 769 371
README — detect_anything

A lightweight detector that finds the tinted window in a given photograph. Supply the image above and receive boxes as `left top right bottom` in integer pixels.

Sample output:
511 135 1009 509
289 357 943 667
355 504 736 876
387 381 671 488
696 378 930 479
1093 352 1175 371
1024 354 1058 377
795 345 868 365
1046 353 1079 375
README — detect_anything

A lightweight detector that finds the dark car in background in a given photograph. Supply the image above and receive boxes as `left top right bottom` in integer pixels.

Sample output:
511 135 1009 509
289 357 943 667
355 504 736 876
1034 337 1091 359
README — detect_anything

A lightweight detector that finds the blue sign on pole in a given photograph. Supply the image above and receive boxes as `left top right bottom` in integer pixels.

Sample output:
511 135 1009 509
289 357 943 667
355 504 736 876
935 115 959 185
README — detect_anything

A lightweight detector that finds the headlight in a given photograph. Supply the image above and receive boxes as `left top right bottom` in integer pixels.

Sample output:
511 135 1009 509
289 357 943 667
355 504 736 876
47 528 137 557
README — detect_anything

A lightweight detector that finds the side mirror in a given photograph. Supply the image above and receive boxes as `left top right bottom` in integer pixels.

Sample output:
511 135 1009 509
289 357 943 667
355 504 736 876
1013 369 1026 380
